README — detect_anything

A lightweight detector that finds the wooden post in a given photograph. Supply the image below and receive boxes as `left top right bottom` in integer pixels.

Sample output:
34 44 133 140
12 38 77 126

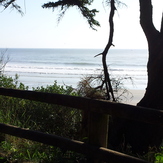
88 111 109 163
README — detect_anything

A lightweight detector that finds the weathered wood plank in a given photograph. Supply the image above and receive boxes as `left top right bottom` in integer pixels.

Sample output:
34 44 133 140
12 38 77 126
0 87 163 125
89 99 163 125
0 87 89 110
0 123 149 163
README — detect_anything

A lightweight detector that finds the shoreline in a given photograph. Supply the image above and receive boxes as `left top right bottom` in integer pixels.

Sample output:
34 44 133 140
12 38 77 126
124 89 145 106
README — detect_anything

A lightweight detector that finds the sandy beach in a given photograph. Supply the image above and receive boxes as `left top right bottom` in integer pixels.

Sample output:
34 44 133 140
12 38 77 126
124 89 145 106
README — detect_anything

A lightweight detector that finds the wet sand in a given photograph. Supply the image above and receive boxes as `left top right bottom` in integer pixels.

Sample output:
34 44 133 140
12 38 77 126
124 89 145 106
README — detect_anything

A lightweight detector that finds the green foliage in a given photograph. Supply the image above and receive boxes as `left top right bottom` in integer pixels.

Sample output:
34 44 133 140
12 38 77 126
0 74 28 90
155 153 163 163
42 0 100 30
139 147 163 163
0 75 82 162
0 139 72 162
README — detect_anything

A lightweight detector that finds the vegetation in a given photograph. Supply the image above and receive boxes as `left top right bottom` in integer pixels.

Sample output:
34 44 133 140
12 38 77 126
77 73 133 102
42 0 100 30
2 0 163 161
42 0 163 156
0 74 83 162
0 74 161 163
0 47 135 162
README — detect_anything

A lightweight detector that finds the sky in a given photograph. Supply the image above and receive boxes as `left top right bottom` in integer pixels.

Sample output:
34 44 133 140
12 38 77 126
0 0 162 49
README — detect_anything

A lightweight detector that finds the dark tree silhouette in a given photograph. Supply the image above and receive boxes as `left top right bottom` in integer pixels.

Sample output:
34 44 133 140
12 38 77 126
42 0 100 30
109 0 163 155
43 0 163 155
0 0 22 14
138 0 163 109
4 0 163 155
43 0 117 101
127 0 163 154
95 0 116 101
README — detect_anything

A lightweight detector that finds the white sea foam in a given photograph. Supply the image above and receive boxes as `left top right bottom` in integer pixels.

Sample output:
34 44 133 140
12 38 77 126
2 48 148 90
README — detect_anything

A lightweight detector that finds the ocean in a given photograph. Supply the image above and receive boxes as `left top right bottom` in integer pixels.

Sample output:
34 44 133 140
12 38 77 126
1 48 148 90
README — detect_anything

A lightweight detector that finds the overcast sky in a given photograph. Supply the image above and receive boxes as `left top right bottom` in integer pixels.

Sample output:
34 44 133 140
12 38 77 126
0 0 162 49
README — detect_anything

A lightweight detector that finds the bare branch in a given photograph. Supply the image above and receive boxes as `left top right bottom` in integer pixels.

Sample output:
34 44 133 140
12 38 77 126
97 0 116 101
0 49 10 74
0 0 23 15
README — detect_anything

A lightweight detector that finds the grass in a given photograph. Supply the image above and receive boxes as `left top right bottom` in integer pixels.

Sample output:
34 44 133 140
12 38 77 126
0 75 83 162
0 74 163 162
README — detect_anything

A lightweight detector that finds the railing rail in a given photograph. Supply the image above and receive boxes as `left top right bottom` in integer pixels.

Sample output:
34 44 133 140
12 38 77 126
0 87 162 125
0 123 148 163
0 87 157 163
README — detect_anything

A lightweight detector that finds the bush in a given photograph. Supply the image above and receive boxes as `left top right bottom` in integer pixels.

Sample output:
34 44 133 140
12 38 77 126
0 75 82 162
77 73 133 102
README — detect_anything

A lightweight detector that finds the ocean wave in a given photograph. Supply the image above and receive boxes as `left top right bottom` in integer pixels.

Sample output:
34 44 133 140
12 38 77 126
5 64 147 76
3 48 148 89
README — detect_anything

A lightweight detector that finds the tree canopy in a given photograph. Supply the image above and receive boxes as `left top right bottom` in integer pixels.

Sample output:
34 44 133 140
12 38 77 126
42 0 100 30
42 0 124 30
0 0 22 14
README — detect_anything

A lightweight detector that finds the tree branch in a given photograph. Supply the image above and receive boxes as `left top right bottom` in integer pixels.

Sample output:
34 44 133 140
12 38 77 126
101 0 116 101
0 0 23 15
139 0 158 42
42 0 100 30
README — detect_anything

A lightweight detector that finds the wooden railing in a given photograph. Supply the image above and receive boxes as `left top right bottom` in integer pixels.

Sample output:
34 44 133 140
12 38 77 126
0 87 160 163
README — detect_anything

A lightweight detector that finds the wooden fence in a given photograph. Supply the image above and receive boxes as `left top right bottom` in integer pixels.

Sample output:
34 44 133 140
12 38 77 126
0 87 161 163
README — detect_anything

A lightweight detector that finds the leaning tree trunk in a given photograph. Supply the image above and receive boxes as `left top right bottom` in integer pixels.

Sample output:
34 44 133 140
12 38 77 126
109 0 163 155
138 0 163 109
125 0 163 155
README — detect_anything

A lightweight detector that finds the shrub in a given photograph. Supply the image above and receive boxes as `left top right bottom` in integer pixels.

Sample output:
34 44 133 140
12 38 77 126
0 76 82 162
77 73 133 102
